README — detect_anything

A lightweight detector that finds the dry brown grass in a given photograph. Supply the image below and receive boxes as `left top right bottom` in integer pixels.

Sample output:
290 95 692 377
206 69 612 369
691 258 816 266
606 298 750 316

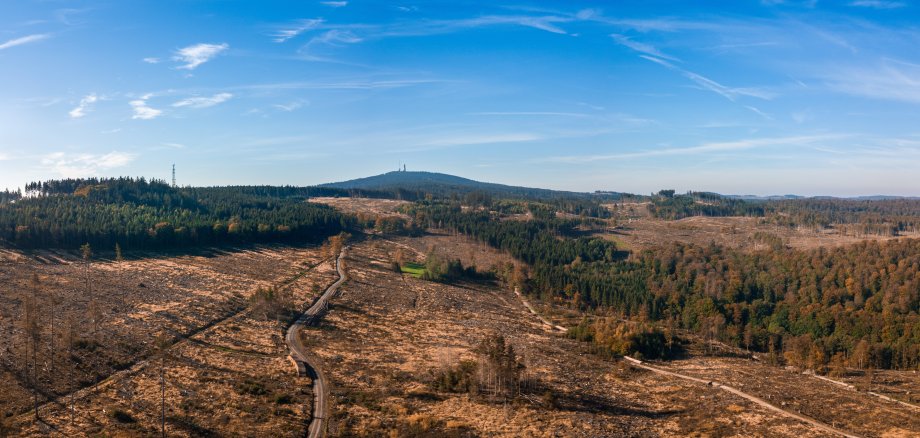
310 197 410 217
300 236 857 437
648 351 920 437
1 245 334 437
602 204 919 252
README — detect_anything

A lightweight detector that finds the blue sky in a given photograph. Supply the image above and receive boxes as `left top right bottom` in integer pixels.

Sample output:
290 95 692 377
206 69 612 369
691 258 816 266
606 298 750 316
2 0 920 196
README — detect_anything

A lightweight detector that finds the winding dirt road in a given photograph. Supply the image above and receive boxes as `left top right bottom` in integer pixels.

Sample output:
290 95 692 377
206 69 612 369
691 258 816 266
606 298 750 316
286 247 347 438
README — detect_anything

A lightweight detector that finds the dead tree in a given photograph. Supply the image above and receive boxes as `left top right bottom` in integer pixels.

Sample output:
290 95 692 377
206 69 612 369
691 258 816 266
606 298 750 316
155 332 171 438
47 283 58 375
23 273 42 421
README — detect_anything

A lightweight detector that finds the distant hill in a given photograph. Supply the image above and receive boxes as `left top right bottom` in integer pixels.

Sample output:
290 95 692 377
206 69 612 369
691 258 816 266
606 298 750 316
321 171 604 200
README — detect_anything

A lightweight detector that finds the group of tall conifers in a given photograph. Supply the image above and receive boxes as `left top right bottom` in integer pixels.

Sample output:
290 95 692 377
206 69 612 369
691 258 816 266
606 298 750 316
1 178 350 249
411 200 920 371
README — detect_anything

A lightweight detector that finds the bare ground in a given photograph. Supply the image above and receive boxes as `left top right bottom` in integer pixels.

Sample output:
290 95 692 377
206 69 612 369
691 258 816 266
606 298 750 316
1 245 334 437
300 236 863 437
602 203 920 252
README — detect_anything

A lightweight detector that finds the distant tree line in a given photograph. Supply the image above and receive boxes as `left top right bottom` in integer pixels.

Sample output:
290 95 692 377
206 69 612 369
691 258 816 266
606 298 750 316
0 189 22 204
648 191 920 236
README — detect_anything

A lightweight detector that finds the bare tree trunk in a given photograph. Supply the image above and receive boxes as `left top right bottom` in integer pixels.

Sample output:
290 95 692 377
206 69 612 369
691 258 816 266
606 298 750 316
32 332 38 421
161 354 166 438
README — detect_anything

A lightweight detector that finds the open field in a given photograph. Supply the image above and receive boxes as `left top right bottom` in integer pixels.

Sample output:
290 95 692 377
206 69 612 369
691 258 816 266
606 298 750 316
0 245 336 436
600 203 920 252
292 235 920 437
310 197 410 217
399 262 426 278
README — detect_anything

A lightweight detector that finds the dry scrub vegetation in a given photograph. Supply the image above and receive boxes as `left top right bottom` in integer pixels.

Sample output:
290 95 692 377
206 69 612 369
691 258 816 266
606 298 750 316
1 245 335 436
600 202 920 253
303 236 864 437
310 197 409 217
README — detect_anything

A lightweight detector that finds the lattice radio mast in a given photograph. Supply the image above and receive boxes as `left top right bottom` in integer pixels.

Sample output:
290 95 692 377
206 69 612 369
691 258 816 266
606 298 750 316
171 164 176 188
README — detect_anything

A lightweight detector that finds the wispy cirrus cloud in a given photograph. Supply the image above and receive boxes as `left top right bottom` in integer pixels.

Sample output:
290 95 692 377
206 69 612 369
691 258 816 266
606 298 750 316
0 34 50 50
142 57 160 64
640 55 774 101
303 29 363 52
321 1 347 7
849 0 905 8
41 151 136 177
68 93 98 118
172 92 233 108
273 19 325 43
130 94 162 120
173 43 228 70
823 58 920 103
283 13 573 54
540 135 843 163
471 111 591 118
273 99 308 111
389 132 543 152
238 78 448 91
610 34 679 61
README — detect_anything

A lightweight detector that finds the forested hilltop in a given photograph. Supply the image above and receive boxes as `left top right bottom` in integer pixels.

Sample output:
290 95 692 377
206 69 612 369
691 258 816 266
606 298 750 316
2 178 356 249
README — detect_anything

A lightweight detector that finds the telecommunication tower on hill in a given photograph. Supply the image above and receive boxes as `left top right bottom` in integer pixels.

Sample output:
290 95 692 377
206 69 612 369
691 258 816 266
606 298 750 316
172 164 176 187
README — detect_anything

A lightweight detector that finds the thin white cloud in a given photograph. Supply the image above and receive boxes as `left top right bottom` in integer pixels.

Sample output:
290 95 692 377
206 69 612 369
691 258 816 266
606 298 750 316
0 34 49 50
745 105 773 120
68 93 98 118
640 55 774 101
173 43 228 70
824 58 920 103
419 15 571 36
238 79 447 91
401 133 542 152
541 135 844 163
321 1 347 7
172 92 233 108
142 57 160 64
471 111 591 118
273 19 325 43
273 100 308 111
849 0 905 8
130 94 162 120
303 29 363 52
610 34 679 61
41 151 136 177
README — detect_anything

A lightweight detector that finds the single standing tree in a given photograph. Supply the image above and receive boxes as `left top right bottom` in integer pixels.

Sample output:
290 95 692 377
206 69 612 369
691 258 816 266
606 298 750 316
155 332 171 438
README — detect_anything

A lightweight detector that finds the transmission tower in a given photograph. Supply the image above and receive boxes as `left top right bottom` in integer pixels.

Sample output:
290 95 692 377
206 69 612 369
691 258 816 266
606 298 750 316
171 164 176 188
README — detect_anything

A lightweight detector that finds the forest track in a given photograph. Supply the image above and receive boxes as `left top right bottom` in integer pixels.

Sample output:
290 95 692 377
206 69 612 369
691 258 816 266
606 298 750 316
622 356 861 438
286 246 348 438
507 284 860 437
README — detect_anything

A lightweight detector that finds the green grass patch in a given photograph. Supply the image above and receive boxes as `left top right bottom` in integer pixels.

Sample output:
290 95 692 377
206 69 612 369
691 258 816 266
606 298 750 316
400 262 427 278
